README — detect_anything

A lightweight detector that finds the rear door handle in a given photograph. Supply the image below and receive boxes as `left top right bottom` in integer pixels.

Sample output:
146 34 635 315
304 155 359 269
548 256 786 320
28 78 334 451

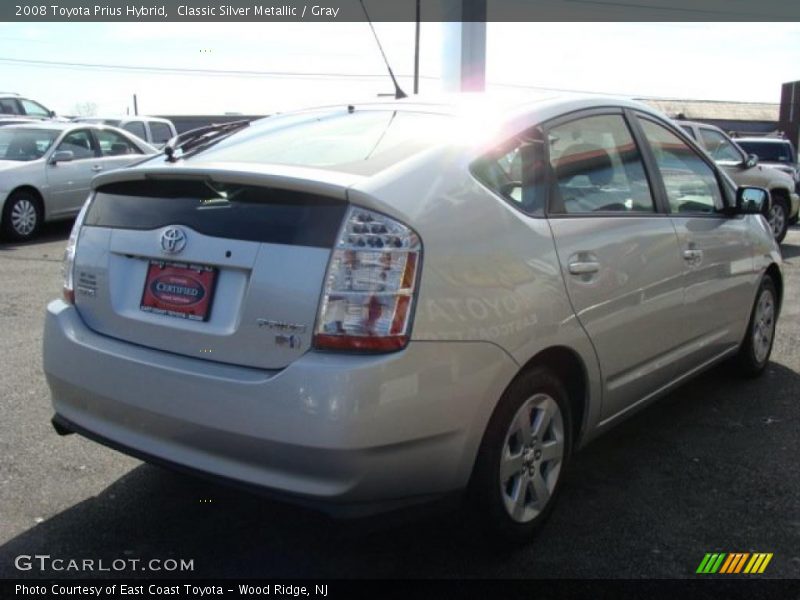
568 260 600 275
91 165 103 172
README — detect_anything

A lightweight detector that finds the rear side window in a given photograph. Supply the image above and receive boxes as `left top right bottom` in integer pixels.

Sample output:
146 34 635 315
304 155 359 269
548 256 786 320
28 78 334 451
698 128 742 163
123 121 147 140
638 118 722 214
194 110 452 176
85 180 347 248
548 114 655 214
149 122 174 145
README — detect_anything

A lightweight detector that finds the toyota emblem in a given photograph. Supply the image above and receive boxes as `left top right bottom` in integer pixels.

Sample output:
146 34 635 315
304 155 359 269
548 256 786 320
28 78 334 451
160 227 187 254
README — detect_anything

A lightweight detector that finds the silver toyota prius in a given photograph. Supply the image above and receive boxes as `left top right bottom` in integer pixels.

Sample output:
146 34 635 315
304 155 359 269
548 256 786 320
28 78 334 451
43 94 781 540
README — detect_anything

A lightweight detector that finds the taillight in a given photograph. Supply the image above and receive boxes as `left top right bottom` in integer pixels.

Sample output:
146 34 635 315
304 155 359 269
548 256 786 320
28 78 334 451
314 205 422 352
62 197 91 304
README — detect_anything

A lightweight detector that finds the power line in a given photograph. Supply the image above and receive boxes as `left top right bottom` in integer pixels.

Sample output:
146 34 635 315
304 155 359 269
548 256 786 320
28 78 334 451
0 55 772 104
0 56 441 81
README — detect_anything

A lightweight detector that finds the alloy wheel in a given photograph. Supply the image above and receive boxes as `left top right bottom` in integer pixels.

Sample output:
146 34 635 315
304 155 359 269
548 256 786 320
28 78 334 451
768 203 786 239
10 198 37 237
752 287 775 364
499 393 565 523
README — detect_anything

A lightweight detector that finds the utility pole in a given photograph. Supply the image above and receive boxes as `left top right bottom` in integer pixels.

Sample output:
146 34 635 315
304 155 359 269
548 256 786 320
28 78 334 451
133 94 138 116
414 0 420 94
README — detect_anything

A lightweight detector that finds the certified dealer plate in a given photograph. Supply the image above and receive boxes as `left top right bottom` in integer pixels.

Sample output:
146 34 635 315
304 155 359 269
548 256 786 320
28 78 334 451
140 260 217 321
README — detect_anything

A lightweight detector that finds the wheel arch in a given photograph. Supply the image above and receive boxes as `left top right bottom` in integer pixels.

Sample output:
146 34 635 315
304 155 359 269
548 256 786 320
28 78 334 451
516 346 590 448
5 185 46 220
765 262 783 316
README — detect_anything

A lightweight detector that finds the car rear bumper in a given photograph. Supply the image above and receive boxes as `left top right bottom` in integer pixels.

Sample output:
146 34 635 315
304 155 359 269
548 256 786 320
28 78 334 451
43 300 517 514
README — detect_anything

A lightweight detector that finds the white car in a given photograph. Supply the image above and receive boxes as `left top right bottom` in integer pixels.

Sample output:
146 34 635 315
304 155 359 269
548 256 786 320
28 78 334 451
44 94 781 540
72 116 178 149
0 122 155 240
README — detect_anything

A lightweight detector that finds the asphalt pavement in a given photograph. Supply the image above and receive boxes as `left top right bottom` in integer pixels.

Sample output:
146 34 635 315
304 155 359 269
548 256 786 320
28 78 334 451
1 222 798 579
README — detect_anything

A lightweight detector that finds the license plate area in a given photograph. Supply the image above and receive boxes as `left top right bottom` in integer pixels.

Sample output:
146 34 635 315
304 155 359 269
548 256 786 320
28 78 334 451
140 260 218 322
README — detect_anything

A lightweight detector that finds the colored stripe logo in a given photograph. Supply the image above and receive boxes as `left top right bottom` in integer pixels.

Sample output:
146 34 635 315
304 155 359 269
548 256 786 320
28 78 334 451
696 553 773 574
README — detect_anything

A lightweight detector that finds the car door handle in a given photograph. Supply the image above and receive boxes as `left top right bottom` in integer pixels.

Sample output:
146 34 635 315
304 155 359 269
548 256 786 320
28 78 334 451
568 260 600 275
91 165 103 172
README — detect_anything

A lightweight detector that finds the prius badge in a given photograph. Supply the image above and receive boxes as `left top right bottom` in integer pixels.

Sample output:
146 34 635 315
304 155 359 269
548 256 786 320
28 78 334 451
160 227 187 254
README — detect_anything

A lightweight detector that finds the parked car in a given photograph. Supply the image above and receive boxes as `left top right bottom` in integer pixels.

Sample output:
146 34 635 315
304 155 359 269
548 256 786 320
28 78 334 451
0 122 156 240
72 116 177 149
0 92 56 119
733 136 799 189
677 121 799 242
44 95 781 541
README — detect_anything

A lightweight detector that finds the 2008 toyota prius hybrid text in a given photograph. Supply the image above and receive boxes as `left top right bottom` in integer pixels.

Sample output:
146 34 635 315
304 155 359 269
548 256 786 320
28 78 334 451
43 95 782 540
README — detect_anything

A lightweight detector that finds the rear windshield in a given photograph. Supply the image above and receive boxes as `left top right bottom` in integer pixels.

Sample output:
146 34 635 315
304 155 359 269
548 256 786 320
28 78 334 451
192 109 452 176
736 140 796 163
86 180 347 248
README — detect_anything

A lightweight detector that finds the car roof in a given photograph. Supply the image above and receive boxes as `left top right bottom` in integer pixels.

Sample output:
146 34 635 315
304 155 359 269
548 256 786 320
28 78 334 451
1 121 135 131
254 92 669 147
734 137 790 144
674 120 720 129
74 115 172 123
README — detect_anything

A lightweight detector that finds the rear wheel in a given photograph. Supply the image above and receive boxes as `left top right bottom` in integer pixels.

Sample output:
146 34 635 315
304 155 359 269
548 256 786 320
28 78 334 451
2 190 42 241
468 367 571 543
735 276 777 377
767 194 789 243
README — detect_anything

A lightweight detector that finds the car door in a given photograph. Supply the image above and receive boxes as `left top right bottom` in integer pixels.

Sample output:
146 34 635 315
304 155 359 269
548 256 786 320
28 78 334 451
634 115 754 371
91 128 146 173
45 128 102 217
544 110 688 419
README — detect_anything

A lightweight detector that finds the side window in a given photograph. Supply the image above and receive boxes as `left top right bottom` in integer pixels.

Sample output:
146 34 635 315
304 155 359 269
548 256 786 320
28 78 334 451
0 98 20 115
122 121 147 140
470 127 550 216
639 119 723 215
149 122 174 145
95 129 142 157
699 128 742 163
547 114 655 214
20 99 50 117
56 130 96 160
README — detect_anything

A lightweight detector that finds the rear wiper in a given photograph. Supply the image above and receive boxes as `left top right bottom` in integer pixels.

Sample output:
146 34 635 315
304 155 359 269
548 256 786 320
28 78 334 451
164 119 251 162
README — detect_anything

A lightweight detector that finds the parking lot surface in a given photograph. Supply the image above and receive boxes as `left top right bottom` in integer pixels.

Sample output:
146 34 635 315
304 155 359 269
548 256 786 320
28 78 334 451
1 222 798 579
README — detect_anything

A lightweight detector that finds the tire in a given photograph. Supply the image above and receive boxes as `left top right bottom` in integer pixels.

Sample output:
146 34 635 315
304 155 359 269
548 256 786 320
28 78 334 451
2 190 42 241
767 194 789 243
468 367 572 543
735 276 778 378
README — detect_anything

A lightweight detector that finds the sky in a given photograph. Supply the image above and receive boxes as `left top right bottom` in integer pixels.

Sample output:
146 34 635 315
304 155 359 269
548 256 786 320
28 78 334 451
0 21 798 116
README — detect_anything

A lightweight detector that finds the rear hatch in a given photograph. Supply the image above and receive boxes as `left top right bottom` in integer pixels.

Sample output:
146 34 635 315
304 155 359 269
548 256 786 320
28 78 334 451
73 175 349 370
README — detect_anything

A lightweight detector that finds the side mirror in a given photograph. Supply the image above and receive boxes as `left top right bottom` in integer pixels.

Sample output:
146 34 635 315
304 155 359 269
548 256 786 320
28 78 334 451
49 150 74 164
49 110 56 118
735 186 769 214
744 154 758 169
